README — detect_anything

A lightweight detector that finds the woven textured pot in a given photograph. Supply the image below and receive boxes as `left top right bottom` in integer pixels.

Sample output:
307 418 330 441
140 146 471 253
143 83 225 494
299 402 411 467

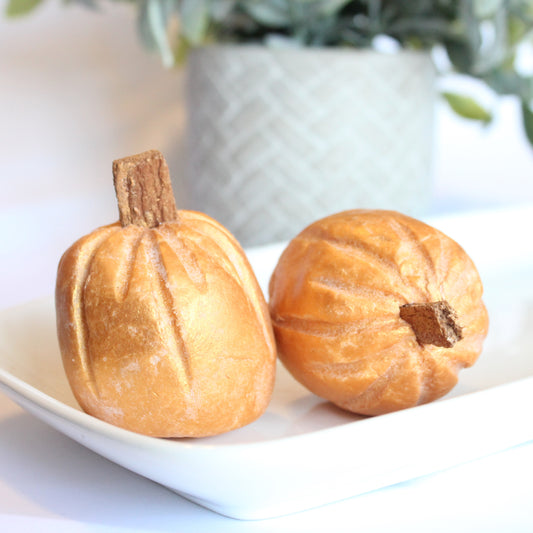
184 45 436 247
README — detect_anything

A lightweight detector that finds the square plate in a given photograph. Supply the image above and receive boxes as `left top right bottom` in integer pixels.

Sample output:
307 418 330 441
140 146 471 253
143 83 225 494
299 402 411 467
1 207 533 520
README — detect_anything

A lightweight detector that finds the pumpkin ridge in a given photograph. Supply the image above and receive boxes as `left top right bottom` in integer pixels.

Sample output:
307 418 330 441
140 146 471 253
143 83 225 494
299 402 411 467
388 218 440 296
445 346 483 369
309 276 408 304
429 233 452 292
299 233 425 301
443 330 487 367
272 313 399 338
116 229 145 303
463 303 489 331
309 338 410 376
181 210 242 249
343 355 413 412
416 355 458 404
154 226 207 291
185 219 275 353
442 256 483 300
185 224 243 288
77 226 121 399
146 232 193 389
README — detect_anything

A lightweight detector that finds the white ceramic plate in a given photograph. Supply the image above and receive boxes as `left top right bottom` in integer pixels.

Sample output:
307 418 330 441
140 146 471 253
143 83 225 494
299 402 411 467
1 207 533 520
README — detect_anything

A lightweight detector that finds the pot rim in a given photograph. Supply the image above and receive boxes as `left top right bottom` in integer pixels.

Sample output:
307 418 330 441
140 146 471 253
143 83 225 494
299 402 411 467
189 43 432 60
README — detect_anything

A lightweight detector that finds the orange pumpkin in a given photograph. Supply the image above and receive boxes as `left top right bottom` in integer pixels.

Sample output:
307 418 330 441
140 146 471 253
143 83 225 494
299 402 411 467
269 209 488 415
56 150 276 437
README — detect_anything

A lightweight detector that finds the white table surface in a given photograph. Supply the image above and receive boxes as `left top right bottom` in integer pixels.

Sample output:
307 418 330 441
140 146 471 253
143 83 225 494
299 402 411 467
1 3 533 532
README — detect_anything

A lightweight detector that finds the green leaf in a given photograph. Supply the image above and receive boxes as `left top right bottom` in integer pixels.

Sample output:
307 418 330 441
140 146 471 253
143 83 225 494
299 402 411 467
441 92 493 124
521 100 533 146
138 0 175 67
444 39 478 73
243 0 292 28
507 15 527 46
180 0 209 45
5 0 43 17
173 34 191 65
316 0 352 16
482 69 531 99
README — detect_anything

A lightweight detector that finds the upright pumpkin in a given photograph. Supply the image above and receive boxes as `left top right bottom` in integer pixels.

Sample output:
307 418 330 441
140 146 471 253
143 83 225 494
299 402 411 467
56 150 276 437
269 209 488 415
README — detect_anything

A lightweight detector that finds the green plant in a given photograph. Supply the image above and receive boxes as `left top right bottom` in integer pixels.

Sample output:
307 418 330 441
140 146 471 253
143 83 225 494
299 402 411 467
6 0 533 143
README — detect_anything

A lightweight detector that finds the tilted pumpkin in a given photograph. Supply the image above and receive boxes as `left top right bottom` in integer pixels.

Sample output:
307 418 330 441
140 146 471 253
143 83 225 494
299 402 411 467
268 209 488 416
56 150 276 437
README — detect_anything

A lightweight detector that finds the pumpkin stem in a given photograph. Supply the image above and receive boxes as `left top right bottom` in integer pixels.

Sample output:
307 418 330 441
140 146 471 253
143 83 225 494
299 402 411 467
112 149 179 228
400 301 463 348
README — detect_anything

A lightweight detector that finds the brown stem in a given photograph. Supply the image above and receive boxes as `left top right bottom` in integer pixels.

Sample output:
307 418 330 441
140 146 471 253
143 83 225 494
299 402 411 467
400 301 463 348
112 149 178 228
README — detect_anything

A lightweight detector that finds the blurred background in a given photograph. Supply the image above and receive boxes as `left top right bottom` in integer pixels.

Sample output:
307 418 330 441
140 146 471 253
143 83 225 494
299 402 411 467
1 1 533 306
1 4 533 530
